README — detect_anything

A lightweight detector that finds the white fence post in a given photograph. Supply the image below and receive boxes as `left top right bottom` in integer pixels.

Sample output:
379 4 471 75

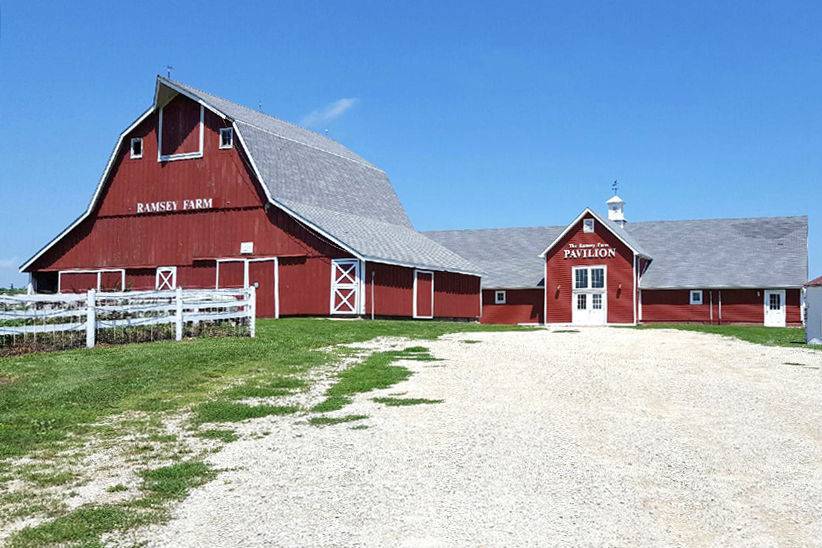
175 287 184 341
86 289 96 348
248 285 256 338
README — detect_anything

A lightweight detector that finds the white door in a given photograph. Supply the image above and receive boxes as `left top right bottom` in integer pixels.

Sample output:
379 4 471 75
571 266 607 325
331 259 360 315
764 289 786 327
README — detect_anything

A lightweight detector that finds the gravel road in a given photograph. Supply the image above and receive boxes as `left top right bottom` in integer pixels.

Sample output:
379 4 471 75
141 328 822 546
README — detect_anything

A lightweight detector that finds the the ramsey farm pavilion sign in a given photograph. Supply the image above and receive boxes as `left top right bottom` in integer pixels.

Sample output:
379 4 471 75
563 242 617 260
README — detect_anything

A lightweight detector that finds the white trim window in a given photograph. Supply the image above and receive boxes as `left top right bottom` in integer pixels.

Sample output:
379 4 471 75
689 290 703 305
583 218 595 233
156 266 177 290
219 127 234 149
495 290 506 304
130 137 143 159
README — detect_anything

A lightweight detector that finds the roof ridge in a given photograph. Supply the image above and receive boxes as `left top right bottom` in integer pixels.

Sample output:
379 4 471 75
426 214 808 234
234 120 385 174
159 76 380 171
425 225 564 234
627 214 808 225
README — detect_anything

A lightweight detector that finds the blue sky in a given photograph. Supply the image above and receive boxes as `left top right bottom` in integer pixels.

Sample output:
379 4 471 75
1 1 820 287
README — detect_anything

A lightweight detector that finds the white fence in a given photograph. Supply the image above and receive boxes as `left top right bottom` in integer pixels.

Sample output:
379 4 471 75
0 287 256 350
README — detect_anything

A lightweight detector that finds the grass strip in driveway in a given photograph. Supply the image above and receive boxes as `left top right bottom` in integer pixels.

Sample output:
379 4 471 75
373 397 443 406
193 402 300 424
312 347 436 413
308 415 368 426
634 323 816 349
9 460 214 547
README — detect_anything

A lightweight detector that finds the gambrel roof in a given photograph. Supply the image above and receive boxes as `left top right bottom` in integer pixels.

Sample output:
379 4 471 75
427 215 808 289
22 77 479 275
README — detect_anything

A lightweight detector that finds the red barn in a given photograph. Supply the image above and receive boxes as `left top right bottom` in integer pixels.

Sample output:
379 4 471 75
427 196 808 327
21 77 482 320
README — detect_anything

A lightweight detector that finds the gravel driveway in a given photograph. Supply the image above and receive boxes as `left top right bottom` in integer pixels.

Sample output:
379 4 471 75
142 328 822 546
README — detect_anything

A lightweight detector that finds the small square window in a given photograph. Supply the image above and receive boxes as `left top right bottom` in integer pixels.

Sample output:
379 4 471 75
130 137 143 159
583 218 595 233
219 127 234 149
494 290 506 304
689 290 703 305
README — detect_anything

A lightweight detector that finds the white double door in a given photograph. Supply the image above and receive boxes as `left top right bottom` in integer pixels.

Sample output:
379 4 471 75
572 266 607 326
764 289 786 327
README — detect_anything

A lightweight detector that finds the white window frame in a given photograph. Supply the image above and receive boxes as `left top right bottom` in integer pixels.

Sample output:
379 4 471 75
130 137 143 159
156 266 177 290
219 127 234 149
583 218 595 233
494 290 506 304
689 290 703 305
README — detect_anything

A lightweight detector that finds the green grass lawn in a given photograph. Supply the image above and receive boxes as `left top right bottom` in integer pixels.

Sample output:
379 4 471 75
0 317 528 546
635 323 814 349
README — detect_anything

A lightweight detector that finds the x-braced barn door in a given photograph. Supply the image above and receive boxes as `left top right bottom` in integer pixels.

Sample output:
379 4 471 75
331 259 361 315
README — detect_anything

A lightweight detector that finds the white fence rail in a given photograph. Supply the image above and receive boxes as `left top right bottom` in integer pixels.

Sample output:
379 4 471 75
0 287 256 349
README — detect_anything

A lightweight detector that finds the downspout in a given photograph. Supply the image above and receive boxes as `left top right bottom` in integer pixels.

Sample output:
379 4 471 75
371 270 375 320
709 290 713 324
718 290 722 325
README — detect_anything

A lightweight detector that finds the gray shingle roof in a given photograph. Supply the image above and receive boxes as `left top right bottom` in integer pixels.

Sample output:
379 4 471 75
163 78 480 274
628 216 808 289
426 215 808 289
425 226 563 288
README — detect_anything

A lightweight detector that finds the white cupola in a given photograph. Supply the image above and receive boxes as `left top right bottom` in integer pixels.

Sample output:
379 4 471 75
607 195 626 227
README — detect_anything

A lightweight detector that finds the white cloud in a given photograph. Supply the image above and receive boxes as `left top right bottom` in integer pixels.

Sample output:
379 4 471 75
0 257 19 269
301 98 358 127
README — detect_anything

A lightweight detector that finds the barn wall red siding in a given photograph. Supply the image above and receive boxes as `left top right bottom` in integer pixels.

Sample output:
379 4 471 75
60 272 98 293
786 289 802 325
546 214 635 324
279 257 334 316
641 288 802 325
433 271 481 319
481 289 543 324
160 94 203 157
641 289 712 322
364 263 413 317
415 271 434 317
363 264 480 319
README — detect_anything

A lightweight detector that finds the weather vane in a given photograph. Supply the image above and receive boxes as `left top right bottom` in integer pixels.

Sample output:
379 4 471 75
165 65 175 79
612 180 618 196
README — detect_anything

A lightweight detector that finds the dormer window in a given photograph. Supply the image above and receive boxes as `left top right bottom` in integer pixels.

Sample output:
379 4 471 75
130 137 143 159
219 127 234 149
583 218 595 233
